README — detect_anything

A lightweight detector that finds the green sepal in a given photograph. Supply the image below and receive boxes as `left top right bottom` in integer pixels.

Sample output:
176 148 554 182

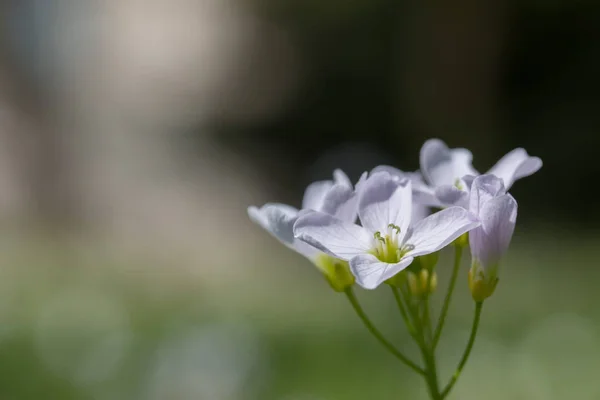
314 254 355 292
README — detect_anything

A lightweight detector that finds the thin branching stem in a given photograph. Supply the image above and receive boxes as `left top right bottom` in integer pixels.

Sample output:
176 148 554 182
441 301 484 399
344 288 425 375
433 245 463 349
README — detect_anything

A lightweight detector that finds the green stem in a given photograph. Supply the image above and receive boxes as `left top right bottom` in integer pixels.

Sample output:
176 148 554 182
433 245 463 350
390 286 418 339
344 288 425 375
440 302 484 399
421 299 441 399
423 293 433 345
401 290 441 400
423 351 442 400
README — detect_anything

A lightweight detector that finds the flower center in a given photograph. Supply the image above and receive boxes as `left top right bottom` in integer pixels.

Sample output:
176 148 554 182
371 224 413 263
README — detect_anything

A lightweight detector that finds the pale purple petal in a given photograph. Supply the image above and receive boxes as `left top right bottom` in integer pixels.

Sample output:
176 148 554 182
371 165 406 177
371 166 429 191
371 166 439 210
292 240 322 260
358 173 412 235
370 165 418 182
469 194 517 268
487 148 543 189
413 185 444 208
248 203 299 246
420 139 478 187
333 169 353 187
302 180 334 211
354 172 369 199
294 211 372 260
350 254 414 290
461 175 477 191
404 207 480 257
412 204 431 222
321 185 358 223
434 185 469 208
469 174 506 217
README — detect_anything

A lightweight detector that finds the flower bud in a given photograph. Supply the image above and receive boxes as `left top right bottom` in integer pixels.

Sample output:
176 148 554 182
407 269 437 297
314 254 355 292
468 175 518 301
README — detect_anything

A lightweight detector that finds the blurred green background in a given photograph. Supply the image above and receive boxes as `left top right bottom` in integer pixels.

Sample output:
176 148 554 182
0 0 598 399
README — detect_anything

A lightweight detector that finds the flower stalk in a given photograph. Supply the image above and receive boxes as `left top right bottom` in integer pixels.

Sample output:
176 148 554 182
344 288 425 375
441 301 484 398
433 244 463 349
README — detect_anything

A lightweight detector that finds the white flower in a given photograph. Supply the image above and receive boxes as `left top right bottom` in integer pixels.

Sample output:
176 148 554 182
294 172 480 289
416 138 542 208
467 174 518 301
247 169 363 291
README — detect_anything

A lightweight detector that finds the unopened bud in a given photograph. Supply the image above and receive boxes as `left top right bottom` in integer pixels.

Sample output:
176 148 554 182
407 269 437 297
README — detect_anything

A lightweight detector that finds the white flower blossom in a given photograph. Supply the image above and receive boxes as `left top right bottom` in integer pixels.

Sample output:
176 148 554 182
294 172 480 289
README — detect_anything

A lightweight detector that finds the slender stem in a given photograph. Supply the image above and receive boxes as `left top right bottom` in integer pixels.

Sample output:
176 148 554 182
416 298 440 399
433 245 463 350
440 302 484 399
423 294 433 345
390 286 418 339
422 297 440 395
344 288 425 375
397 288 440 400
423 351 442 400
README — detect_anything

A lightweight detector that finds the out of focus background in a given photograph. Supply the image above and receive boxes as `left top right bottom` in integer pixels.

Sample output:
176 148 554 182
0 0 598 399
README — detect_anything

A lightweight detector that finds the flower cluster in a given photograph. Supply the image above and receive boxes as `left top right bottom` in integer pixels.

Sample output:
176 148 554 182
248 138 541 399
249 138 541 300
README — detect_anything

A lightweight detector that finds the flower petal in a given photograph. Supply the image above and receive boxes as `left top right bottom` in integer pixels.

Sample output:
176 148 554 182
350 254 414 290
461 175 477 191
487 148 543 189
469 174 506 217
469 194 517 268
358 172 412 235
354 171 369 194
371 166 427 189
413 185 444 208
294 211 372 260
371 165 406 176
411 204 431 222
248 203 299 246
405 207 480 257
333 169 353 187
372 165 441 208
434 185 469 208
293 240 322 260
320 184 358 222
302 180 334 211
420 139 478 187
